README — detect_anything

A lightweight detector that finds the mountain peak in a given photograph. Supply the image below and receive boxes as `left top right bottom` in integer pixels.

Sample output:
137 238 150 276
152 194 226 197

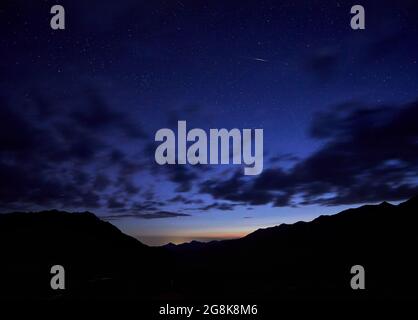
163 242 177 248
379 201 394 208
399 194 418 208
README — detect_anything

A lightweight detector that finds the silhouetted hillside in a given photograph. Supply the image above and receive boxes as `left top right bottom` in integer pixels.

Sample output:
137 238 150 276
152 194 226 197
1 198 418 300
164 196 418 299
0 210 168 299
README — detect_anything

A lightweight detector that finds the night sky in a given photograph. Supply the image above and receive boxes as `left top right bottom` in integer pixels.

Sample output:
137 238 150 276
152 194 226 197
1 0 418 245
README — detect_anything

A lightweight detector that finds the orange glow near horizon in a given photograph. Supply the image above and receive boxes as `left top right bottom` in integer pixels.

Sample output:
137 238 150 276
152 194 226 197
137 228 252 246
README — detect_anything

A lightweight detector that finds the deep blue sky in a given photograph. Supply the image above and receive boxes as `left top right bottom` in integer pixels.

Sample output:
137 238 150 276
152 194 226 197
1 0 418 245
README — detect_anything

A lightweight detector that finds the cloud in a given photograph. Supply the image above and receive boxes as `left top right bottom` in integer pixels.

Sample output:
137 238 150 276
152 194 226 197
200 98 418 206
102 211 191 220
268 153 300 164
168 195 204 205
3 79 418 215
69 88 147 139
93 174 111 191
290 99 418 205
198 202 238 211
166 165 198 192
200 171 276 205
0 88 146 211
107 197 125 209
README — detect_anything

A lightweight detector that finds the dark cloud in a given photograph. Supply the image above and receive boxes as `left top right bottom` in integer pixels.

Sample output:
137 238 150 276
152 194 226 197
167 166 198 192
290 99 418 205
200 99 418 206
146 160 199 193
0 98 42 153
0 161 102 210
76 191 101 208
168 195 204 205
115 174 140 196
72 170 91 186
3 88 418 213
102 211 191 220
70 89 147 139
93 174 111 191
123 180 140 195
109 149 126 163
198 202 238 211
107 197 125 209
200 171 275 205
269 153 300 164
0 88 146 211
131 200 166 212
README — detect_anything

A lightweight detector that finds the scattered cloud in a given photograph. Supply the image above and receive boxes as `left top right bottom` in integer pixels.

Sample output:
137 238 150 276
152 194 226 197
102 211 191 220
199 99 418 206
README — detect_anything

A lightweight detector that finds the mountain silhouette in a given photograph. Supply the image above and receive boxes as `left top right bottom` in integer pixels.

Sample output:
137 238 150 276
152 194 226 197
0 210 168 299
165 197 418 299
1 197 418 300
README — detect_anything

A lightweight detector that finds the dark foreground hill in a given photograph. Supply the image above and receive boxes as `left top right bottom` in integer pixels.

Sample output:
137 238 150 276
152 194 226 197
167 197 418 300
0 210 169 299
1 197 418 300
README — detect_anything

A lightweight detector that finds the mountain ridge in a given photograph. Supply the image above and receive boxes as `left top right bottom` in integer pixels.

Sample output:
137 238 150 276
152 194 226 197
1 196 417 300
163 199 406 250
1 197 414 249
